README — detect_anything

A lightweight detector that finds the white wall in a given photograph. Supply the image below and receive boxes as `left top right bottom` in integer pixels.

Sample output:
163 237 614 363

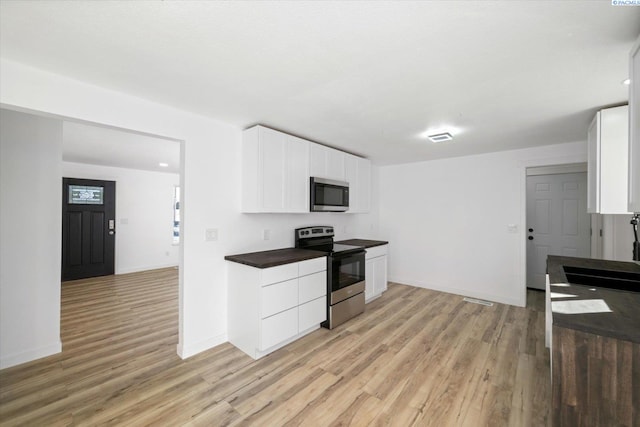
0 109 62 368
0 59 378 367
62 161 180 274
603 214 634 262
378 141 587 307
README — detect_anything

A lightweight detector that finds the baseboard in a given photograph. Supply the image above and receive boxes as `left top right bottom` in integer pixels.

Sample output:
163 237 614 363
0 340 62 370
388 275 524 307
177 333 227 359
116 263 179 275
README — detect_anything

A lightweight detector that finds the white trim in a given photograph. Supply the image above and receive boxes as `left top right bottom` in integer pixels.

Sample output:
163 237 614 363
526 162 587 176
0 341 62 370
116 263 179 275
388 276 524 307
177 333 227 359
518 152 588 307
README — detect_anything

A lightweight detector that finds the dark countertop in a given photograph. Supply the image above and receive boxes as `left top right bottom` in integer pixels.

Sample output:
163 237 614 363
225 248 326 269
547 255 640 343
335 239 388 248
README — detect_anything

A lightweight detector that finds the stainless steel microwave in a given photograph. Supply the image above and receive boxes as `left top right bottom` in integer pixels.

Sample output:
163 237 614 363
310 177 349 212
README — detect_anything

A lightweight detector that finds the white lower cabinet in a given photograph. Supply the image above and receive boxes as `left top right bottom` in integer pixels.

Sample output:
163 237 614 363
228 257 327 359
365 245 388 302
299 296 326 332
261 307 298 351
261 278 298 318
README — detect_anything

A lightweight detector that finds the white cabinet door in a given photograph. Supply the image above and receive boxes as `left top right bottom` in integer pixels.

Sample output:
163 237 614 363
242 126 310 213
629 36 640 213
299 271 326 304
260 127 287 212
261 278 298 318
260 262 298 286
260 307 298 351
600 107 630 214
310 142 346 181
365 258 375 301
327 149 345 181
587 115 599 213
344 154 371 213
365 247 388 303
356 157 371 213
299 296 326 332
299 257 326 276
286 135 309 213
587 106 630 214
373 255 388 296
309 143 328 178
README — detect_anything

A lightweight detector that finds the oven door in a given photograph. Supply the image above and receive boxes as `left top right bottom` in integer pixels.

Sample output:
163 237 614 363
329 250 365 294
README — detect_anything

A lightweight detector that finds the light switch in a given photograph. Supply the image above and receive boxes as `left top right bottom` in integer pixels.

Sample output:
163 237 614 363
507 224 518 233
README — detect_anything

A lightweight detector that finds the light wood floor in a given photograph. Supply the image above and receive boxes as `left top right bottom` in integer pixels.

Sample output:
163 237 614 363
0 268 550 426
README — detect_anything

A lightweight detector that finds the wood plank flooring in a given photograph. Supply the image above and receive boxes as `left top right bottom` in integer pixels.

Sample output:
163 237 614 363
0 268 550 426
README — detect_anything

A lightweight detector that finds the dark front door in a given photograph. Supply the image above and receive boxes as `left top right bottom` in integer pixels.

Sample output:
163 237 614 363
62 178 116 281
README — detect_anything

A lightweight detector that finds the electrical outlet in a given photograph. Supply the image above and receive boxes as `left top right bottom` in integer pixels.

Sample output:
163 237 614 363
205 228 218 241
263 229 271 240
507 224 518 233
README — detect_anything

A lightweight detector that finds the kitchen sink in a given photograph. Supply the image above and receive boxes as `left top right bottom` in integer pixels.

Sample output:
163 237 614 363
563 266 640 292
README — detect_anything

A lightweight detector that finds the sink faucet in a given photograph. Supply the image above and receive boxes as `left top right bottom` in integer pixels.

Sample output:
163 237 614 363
632 213 640 262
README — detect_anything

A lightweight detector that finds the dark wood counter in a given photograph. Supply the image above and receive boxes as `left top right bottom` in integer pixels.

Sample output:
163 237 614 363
225 248 325 269
335 239 388 248
547 255 640 343
547 256 640 426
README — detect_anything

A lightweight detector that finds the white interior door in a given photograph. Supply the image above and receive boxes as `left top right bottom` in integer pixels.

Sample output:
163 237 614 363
526 172 590 290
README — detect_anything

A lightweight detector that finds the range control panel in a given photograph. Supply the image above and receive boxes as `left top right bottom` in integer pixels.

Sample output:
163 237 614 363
296 226 334 239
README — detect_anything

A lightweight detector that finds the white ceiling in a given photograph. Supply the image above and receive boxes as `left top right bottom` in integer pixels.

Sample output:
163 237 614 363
1 1 639 166
63 121 180 174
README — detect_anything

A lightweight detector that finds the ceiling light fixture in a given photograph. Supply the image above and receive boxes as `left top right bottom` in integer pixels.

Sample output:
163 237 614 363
159 162 169 167
623 78 631 85
427 132 453 143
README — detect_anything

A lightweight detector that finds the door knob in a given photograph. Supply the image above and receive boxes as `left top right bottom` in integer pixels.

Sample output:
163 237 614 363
528 236 534 240
528 228 533 232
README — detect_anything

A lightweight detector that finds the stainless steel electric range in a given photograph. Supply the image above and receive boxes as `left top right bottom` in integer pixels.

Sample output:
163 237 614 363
295 226 366 329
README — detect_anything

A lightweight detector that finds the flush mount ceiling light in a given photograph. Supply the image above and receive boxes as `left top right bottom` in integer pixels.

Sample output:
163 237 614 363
427 132 453 143
159 162 169 167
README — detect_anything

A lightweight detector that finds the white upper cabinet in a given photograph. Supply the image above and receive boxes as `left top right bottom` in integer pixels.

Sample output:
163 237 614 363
587 105 630 214
309 143 345 181
344 153 371 213
286 135 310 212
628 36 640 213
242 125 370 214
242 126 309 213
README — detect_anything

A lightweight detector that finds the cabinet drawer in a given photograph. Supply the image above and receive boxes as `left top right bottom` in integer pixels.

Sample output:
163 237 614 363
299 296 326 332
260 307 298 351
260 263 298 286
299 271 326 304
299 257 326 276
261 278 298 318
365 245 387 260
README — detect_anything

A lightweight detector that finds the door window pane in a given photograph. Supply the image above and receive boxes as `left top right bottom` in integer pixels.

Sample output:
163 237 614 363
69 185 104 205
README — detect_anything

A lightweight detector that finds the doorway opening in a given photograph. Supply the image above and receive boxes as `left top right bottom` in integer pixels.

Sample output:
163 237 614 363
525 163 590 290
